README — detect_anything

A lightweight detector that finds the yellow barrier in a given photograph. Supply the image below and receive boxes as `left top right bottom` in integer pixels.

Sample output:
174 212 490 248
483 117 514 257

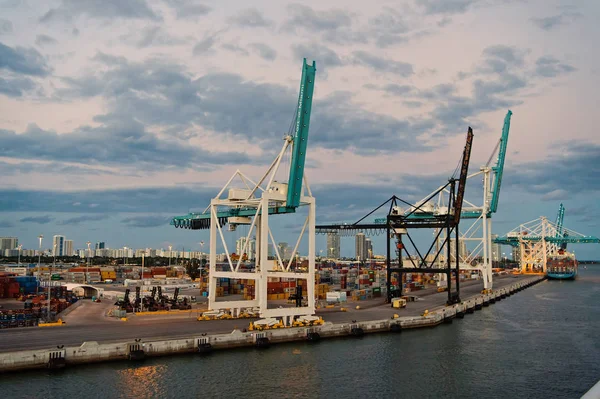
134 309 196 316
38 319 65 327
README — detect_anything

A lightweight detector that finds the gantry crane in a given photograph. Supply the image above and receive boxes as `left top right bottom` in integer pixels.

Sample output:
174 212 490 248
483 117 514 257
171 59 317 324
408 110 513 290
317 128 474 305
494 204 600 273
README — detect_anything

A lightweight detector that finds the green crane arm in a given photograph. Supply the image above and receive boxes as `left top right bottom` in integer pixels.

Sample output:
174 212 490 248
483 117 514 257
490 110 512 213
555 203 565 237
287 59 316 209
171 59 316 230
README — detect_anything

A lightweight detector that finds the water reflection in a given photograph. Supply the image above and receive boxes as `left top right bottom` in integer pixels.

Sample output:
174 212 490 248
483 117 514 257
116 364 168 398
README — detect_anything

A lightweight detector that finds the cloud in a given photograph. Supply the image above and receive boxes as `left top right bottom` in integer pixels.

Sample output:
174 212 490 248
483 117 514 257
0 76 35 97
541 189 569 201
352 51 414 76
481 45 527 70
121 215 170 228
0 220 14 228
531 9 581 31
249 43 277 61
426 46 575 133
40 0 160 22
417 0 477 15
54 55 434 155
124 26 188 48
35 34 57 47
0 19 12 34
0 187 217 213
228 8 273 28
221 42 249 56
0 116 254 170
311 92 431 155
364 83 415 97
507 142 600 196
368 7 411 47
19 215 54 224
534 56 576 78
0 159 136 177
164 0 211 19
292 43 341 73
404 101 423 108
193 32 219 55
0 41 50 76
286 4 352 32
57 214 109 225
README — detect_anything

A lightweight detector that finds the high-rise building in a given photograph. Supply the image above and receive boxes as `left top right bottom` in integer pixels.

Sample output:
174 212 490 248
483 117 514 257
326 232 340 259
64 240 74 256
491 234 501 262
236 237 248 256
365 238 373 259
277 242 290 259
355 233 367 261
0 237 18 251
248 239 256 261
95 242 105 250
512 247 520 262
268 244 274 258
449 238 468 259
53 235 65 256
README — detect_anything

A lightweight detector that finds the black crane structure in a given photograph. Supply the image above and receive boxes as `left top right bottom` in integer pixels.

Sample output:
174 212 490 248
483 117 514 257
316 128 474 306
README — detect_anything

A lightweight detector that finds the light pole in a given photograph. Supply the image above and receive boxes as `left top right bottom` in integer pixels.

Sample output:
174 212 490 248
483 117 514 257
199 241 205 264
37 235 43 294
357 256 362 289
123 246 128 267
86 241 91 284
141 253 145 293
17 244 22 267
168 245 172 267
48 243 56 321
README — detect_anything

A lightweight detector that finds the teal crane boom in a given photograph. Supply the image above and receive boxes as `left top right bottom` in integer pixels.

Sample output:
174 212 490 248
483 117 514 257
555 203 565 236
489 110 512 214
171 59 316 230
287 59 316 209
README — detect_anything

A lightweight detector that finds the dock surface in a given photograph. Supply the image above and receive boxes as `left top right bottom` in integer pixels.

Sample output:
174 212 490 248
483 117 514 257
0 275 528 352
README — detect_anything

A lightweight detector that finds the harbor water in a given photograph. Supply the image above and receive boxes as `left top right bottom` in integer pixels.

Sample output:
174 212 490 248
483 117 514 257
1 265 599 398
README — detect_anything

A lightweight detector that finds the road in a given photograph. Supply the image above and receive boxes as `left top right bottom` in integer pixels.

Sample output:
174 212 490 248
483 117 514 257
0 275 528 352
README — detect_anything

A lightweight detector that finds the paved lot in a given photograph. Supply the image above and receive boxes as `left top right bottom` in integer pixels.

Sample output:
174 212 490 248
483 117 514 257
0 275 527 352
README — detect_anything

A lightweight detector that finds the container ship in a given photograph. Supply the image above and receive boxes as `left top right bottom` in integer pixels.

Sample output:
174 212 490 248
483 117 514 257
546 250 578 280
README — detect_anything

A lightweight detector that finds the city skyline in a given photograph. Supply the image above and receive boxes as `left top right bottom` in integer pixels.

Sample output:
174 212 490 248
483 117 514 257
0 1 598 259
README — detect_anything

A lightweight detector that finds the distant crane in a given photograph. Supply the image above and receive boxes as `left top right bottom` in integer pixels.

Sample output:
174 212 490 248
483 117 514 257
555 203 568 250
171 59 317 324
494 204 600 273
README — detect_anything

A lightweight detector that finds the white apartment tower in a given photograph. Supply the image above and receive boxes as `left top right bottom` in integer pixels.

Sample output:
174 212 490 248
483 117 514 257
0 237 18 251
64 240 74 257
491 234 501 262
355 233 367 261
53 235 65 256
326 232 340 259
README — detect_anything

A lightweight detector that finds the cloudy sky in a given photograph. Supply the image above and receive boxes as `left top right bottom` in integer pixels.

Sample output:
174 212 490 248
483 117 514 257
0 0 599 259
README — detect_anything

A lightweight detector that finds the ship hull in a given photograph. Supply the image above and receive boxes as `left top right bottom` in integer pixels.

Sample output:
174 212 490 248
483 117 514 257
546 271 577 280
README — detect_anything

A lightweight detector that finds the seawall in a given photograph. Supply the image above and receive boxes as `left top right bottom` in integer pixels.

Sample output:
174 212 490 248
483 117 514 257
0 276 544 373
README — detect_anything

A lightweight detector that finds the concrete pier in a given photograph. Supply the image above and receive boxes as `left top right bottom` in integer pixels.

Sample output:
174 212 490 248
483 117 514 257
0 276 544 373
